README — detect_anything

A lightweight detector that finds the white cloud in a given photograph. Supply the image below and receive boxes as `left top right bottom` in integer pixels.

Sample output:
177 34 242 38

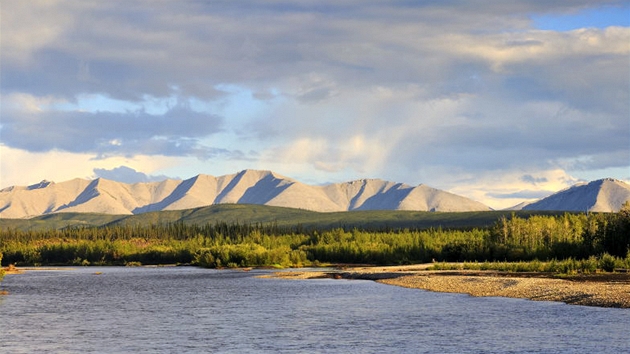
447 169 580 210
267 134 387 175
93 166 173 184
0 145 180 188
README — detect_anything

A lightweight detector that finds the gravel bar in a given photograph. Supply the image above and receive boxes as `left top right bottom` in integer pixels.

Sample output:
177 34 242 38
265 265 630 308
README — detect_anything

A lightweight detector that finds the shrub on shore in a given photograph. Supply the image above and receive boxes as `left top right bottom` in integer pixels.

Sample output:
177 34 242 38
430 253 630 274
0 252 4 281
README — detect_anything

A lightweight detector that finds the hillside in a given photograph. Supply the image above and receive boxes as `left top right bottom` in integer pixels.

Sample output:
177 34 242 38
0 203 564 232
520 178 630 212
0 170 490 218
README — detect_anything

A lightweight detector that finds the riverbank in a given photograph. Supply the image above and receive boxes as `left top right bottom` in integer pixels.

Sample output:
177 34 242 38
264 265 630 308
0 265 72 275
3 264 23 275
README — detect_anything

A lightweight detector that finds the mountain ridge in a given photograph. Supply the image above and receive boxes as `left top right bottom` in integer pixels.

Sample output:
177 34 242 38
1 172 628 219
0 170 490 218
518 178 630 212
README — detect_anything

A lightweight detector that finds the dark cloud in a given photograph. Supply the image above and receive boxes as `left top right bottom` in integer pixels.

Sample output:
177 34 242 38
521 175 548 185
93 166 173 184
1 103 225 157
559 150 630 171
296 87 337 103
3 1 624 102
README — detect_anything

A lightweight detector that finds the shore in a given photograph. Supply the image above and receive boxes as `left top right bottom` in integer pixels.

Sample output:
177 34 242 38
264 264 630 308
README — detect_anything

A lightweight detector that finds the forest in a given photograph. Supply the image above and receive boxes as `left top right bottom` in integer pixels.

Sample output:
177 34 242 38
1 202 629 274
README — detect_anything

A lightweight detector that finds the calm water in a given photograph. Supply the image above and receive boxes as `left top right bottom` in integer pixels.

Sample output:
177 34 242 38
0 267 628 353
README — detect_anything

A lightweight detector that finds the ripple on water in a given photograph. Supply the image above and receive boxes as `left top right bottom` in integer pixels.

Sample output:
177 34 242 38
0 267 628 353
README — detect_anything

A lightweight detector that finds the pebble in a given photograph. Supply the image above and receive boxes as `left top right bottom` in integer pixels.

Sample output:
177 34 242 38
378 273 630 308
266 267 630 308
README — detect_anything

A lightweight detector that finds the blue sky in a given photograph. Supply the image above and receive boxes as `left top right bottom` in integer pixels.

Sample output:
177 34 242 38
1 0 628 209
533 3 630 30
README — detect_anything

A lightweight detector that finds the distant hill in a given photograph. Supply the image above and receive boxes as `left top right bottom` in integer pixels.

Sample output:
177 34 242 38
0 203 564 232
518 178 630 212
0 170 491 218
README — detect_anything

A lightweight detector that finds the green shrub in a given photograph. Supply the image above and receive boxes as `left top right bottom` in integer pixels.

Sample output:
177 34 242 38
581 256 598 274
598 253 617 272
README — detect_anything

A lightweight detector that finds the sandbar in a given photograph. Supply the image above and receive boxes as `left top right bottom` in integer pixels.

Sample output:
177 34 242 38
264 265 630 308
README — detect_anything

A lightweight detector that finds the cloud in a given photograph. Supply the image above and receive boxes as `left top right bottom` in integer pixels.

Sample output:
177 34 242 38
1 95 226 157
4 1 626 102
556 150 630 171
521 175 548 185
1 1 627 207
0 145 181 188
487 190 555 200
265 134 385 175
93 166 173 184
445 169 580 210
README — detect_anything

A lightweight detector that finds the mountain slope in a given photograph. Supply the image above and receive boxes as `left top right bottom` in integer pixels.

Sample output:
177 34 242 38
0 170 491 218
521 178 630 212
2 204 556 232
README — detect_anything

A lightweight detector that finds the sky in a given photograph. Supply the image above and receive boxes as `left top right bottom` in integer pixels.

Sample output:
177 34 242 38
1 0 629 210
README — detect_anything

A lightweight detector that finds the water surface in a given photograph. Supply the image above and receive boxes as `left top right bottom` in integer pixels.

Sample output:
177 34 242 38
1 267 628 353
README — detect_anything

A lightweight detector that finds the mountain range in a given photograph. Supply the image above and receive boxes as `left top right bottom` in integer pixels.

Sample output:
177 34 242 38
0 170 628 219
0 170 490 218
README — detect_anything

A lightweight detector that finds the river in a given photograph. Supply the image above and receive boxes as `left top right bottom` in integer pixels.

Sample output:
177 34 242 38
0 267 628 353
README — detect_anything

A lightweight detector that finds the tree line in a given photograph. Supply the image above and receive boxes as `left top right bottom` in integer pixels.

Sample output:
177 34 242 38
1 203 628 271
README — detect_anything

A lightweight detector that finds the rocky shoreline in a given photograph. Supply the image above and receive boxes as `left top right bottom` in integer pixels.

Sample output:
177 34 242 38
264 265 630 308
